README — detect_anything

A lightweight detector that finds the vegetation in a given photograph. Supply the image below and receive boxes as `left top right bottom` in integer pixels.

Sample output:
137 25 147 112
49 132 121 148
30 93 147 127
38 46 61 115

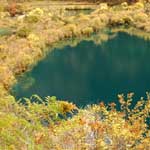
0 1 150 89
0 93 149 149
0 0 150 149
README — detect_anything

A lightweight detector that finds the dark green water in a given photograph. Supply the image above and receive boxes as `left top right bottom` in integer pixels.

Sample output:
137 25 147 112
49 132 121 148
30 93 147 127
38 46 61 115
11 32 150 107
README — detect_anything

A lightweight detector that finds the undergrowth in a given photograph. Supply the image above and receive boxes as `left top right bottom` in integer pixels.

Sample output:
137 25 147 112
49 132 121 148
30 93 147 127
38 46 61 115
0 93 149 149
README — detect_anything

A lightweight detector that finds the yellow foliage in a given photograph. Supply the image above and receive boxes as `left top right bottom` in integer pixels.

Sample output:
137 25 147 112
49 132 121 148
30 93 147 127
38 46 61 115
99 3 108 11
28 8 44 17
134 2 144 9
133 13 148 22
27 33 40 42
82 27 93 36
121 2 128 8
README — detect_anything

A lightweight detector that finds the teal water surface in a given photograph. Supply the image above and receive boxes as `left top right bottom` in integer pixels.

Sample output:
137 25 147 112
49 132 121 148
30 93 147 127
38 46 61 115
0 28 13 36
11 32 150 107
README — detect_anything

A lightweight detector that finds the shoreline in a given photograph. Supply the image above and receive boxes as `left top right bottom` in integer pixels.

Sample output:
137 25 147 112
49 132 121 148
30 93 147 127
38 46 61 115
0 1 150 93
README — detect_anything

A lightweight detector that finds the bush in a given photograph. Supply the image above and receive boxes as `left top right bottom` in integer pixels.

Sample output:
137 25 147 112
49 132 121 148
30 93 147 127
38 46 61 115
122 15 134 25
109 15 125 26
64 24 78 36
91 17 104 31
0 5 5 12
27 33 40 42
99 3 109 11
25 8 44 23
99 14 109 24
134 2 144 9
82 27 93 36
133 13 148 22
25 15 39 23
121 2 128 9
78 14 90 23
17 26 31 38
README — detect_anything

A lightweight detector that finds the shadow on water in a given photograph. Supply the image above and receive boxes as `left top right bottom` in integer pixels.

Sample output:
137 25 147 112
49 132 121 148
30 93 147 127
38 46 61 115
11 31 150 107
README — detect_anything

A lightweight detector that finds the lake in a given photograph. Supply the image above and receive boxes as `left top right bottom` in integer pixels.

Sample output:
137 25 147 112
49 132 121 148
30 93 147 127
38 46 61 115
11 31 150 107
0 28 13 36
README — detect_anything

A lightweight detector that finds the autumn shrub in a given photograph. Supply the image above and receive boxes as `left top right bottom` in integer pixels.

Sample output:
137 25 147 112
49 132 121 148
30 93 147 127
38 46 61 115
63 16 75 24
145 2 150 14
82 27 93 36
99 13 109 24
144 23 150 32
98 3 109 11
48 93 150 149
90 17 104 31
121 2 128 9
63 23 79 37
134 2 144 9
17 26 31 38
27 33 40 42
0 95 77 149
122 15 134 25
25 8 44 23
133 12 148 22
77 14 90 23
0 4 5 12
109 15 125 26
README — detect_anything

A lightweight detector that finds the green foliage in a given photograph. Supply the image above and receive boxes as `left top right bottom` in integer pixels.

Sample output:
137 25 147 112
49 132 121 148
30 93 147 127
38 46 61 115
0 94 77 149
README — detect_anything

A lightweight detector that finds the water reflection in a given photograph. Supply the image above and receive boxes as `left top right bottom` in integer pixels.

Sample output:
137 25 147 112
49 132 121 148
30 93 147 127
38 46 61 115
12 32 150 106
